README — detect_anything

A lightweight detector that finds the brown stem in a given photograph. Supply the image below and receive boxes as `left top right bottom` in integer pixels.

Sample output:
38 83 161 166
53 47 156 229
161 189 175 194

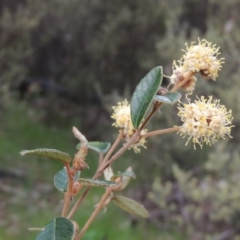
101 130 123 166
98 153 104 168
77 188 113 239
67 186 91 219
141 126 180 139
62 163 74 217
96 131 139 178
170 71 194 92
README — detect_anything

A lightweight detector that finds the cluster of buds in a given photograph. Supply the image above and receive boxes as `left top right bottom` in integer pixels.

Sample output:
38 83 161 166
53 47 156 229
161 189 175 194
111 99 147 153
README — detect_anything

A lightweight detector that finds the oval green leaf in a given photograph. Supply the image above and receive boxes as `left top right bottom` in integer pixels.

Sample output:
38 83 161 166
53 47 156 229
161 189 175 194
78 178 118 187
111 195 149 218
54 168 81 193
76 142 111 154
154 92 181 104
35 217 75 240
20 148 72 163
130 66 163 128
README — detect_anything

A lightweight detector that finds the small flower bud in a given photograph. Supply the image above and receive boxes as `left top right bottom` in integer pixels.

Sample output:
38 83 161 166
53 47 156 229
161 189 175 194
157 87 169 95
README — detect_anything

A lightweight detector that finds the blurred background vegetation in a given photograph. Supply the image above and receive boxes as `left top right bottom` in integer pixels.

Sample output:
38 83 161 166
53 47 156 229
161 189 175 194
0 0 240 239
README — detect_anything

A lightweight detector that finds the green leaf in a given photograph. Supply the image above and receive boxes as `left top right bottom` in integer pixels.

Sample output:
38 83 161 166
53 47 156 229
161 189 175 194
130 66 163 128
111 196 149 218
20 148 72 163
154 92 181 104
54 168 80 193
35 217 76 240
77 141 111 154
78 178 118 187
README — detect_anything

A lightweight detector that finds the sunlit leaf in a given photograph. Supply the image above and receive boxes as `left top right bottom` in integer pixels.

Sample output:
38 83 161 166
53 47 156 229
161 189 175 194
78 178 118 187
77 142 111 154
54 168 80 193
20 148 72 163
154 92 181 104
35 217 75 240
130 66 163 128
111 195 149 218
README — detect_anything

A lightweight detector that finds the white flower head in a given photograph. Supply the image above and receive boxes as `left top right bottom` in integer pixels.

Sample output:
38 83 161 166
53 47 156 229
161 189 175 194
112 99 147 153
181 39 224 80
177 96 233 149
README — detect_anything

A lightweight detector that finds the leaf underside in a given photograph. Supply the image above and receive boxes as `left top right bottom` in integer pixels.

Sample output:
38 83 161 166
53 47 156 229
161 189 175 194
154 92 182 104
20 148 72 163
77 141 111 154
78 178 118 187
111 195 149 218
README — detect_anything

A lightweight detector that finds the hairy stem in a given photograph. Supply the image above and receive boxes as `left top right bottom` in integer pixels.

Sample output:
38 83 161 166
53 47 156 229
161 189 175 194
62 163 73 217
141 126 180 139
67 186 91 219
77 188 112 239
98 153 104 168
101 130 123 166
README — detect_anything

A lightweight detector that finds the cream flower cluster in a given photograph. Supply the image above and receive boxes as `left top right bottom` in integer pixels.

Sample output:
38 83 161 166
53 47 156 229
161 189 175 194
175 39 224 80
170 39 224 93
177 96 233 149
112 99 147 153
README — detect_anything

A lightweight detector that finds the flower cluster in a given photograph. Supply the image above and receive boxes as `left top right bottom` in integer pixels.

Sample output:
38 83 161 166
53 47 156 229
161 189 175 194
177 96 233 149
170 39 224 92
111 99 147 153
182 39 224 80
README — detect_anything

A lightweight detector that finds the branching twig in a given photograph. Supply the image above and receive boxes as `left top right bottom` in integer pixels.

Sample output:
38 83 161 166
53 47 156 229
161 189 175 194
68 131 139 219
141 126 180 139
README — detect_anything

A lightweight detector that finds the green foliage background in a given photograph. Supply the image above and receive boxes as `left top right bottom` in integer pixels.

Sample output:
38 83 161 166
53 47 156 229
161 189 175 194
0 0 240 239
